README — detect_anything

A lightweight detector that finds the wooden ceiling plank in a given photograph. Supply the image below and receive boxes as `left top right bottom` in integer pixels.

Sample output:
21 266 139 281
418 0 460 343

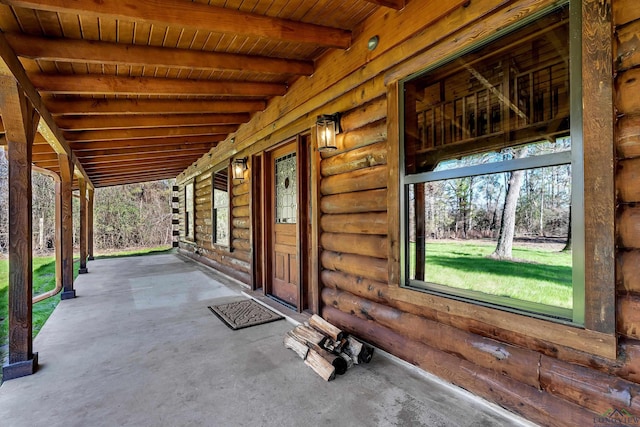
64 124 238 142
90 167 185 179
3 0 352 48
70 142 216 158
0 5 22 33
84 163 198 177
57 113 251 130
30 73 286 96
45 98 266 115
37 153 200 170
70 135 224 151
91 175 184 186
0 32 94 188
31 150 59 161
361 0 404 9
32 143 57 154
95 170 176 181
84 160 192 173
93 174 180 188
72 150 206 165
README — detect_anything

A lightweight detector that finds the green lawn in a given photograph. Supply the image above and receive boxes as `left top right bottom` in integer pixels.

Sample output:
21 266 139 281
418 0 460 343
413 241 573 309
0 257 80 366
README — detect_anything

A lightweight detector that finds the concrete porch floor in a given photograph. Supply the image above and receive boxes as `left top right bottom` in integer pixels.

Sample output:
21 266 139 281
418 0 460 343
0 253 534 427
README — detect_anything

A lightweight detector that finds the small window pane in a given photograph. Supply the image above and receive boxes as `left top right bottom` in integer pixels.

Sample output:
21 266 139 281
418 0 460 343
185 182 194 240
407 162 572 315
275 152 297 224
213 168 229 246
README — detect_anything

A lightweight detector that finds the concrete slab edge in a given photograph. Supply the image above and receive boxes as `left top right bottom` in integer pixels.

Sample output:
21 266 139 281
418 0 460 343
371 347 539 427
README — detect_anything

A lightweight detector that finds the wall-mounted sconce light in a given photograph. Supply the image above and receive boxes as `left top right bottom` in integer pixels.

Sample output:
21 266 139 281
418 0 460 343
316 113 341 152
233 157 248 181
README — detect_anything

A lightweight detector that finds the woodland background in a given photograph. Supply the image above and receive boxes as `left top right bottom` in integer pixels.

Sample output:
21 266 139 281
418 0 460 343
0 148 174 256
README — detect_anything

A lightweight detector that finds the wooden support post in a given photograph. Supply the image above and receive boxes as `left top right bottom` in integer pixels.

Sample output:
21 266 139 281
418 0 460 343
87 187 94 261
59 153 75 299
0 76 40 380
54 178 62 291
78 177 88 274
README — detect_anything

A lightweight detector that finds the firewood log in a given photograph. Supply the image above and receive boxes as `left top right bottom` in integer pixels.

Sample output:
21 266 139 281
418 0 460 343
345 335 374 364
309 314 344 341
305 348 336 381
322 337 347 353
284 332 309 360
339 352 355 370
290 324 327 346
307 342 348 375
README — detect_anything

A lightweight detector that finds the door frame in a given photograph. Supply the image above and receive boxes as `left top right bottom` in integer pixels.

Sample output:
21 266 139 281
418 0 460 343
258 134 310 312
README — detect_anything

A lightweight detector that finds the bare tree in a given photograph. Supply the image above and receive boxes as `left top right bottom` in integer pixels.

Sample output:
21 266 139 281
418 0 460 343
491 148 527 259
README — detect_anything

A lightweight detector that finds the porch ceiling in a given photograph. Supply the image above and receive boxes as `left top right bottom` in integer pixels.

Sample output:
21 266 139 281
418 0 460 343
0 0 402 188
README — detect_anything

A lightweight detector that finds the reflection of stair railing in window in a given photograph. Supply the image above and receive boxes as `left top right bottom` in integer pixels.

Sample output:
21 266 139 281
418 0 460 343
462 61 529 124
416 60 569 153
516 62 569 135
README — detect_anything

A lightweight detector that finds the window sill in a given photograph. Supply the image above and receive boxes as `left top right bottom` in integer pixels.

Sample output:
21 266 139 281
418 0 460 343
387 285 617 360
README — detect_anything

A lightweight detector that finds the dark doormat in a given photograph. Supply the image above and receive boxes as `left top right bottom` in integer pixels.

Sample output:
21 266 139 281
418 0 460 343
208 299 284 330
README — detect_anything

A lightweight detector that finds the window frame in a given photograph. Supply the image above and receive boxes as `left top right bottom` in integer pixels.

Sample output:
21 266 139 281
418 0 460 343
404 149 575 321
211 163 231 249
387 0 615 358
399 3 581 324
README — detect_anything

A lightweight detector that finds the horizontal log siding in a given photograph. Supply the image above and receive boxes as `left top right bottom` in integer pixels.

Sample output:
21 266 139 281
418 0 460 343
316 1 632 424
319 99 389 286
181 168 251 285
618 3 640 401
172 0 640 423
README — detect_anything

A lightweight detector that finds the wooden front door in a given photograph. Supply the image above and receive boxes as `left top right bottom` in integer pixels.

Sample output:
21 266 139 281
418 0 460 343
267 140 302 308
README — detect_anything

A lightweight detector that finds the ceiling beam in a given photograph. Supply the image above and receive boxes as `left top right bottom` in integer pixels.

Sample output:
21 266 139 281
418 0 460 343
31 74 287 97
46 98 266 115
5 33 315 76
70 135 224 152
0 32 93 188
56 113 250 131
2 0 351 48
64 125 239 142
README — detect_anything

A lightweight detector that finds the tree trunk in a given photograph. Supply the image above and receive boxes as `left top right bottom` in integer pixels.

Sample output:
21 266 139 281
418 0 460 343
562 204 572 252
492 149 526 259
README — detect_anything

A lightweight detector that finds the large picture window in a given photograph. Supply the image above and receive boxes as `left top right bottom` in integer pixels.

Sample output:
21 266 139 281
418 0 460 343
212 166 230 247
401 4 581 323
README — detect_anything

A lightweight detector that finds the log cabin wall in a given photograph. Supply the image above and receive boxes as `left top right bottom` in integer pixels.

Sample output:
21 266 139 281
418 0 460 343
178 167 252 285
175 0 640 424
